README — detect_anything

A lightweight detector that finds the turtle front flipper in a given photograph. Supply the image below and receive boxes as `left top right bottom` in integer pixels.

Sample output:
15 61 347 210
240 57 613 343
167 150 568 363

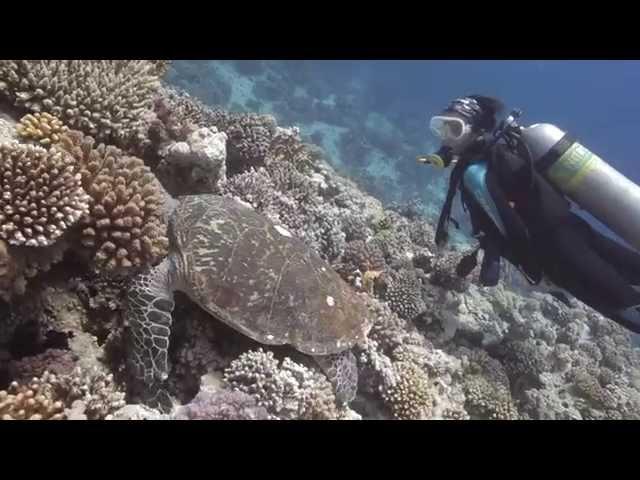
125 258 175 410
315 350 358 406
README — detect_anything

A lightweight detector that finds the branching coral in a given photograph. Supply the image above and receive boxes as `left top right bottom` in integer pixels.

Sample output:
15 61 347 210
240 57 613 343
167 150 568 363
151 86 228 143
16 112 69 146
264 126 320 174
224 113 278 175
0 60 164 150
173 388 270 420
54 130 169 271
221 167 279 212
265 158 316 204
223 349 339 420
380 360 432 419
51 366 126 420
463 375 519 420
495 339 550 390
0 142 89 247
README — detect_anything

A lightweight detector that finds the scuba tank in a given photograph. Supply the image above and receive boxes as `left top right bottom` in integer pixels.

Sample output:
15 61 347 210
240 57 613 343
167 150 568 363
520 122 640 252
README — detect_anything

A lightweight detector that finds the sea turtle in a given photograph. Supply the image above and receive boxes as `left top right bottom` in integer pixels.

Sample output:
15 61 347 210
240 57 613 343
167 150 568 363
125 194 371 410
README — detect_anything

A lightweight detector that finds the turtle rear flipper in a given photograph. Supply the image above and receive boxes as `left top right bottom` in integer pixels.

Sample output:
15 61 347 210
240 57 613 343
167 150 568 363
315 350 358 406
125 258 176 404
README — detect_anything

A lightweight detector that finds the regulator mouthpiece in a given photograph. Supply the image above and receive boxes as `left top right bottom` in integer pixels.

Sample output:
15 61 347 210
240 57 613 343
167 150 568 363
417 153 446 168
417 146 455 168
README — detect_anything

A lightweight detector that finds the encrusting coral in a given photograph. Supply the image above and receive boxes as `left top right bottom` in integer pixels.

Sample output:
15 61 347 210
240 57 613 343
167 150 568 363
0 60 165 151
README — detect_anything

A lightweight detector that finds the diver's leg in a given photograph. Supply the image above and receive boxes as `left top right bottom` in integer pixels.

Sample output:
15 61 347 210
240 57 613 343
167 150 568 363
539 222 640 333
585 225 640 285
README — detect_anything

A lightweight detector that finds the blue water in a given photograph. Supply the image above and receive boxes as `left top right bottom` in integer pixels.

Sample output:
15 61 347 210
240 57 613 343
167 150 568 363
167 60 640 238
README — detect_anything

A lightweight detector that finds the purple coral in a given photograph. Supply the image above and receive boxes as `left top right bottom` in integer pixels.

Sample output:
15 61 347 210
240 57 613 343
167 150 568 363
173 389 270 420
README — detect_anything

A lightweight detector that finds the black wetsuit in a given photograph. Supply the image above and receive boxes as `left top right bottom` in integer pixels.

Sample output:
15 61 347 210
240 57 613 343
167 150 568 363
453 142 640 333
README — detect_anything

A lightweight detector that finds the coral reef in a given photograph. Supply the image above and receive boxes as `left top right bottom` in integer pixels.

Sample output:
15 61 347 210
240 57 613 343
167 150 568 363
160 126 227 194
380 360 432 419
223 349 340 420
173 388 270 420
16 112 69 146
0 142 89 247
55 130 169 272
0 60 165 150
51 366 126 420
2 62 640 423
0 372 65 420
379 268 426 320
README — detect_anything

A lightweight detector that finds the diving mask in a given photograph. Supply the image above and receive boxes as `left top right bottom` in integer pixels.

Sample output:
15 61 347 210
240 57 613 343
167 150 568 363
429 115 471 142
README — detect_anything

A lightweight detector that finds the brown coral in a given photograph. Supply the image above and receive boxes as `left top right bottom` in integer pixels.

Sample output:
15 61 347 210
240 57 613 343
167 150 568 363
54 131 168 272
381 361 432 420
51 366 126 420
264 127 319 174
224 113 277 175
0 142 89 247
16 112 69 146
341 240 386 275
0 372 65 420
0 60 164 150
0 238 68 302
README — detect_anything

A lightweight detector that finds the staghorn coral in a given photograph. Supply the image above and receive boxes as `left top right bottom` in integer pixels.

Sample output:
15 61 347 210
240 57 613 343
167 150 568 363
173 388 270 420
16 112 69 146
223 349 339 420
381 268 426 320
0 142 89 247
0 60 164 150
0 372 65 420
55 130 168 272
381 360 433 420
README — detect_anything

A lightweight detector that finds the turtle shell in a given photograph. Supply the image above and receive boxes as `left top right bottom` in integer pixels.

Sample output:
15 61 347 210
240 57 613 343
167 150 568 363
170 195 370 355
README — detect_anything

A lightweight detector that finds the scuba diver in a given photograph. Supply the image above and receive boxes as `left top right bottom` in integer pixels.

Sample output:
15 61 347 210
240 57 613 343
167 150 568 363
418 94 640 333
